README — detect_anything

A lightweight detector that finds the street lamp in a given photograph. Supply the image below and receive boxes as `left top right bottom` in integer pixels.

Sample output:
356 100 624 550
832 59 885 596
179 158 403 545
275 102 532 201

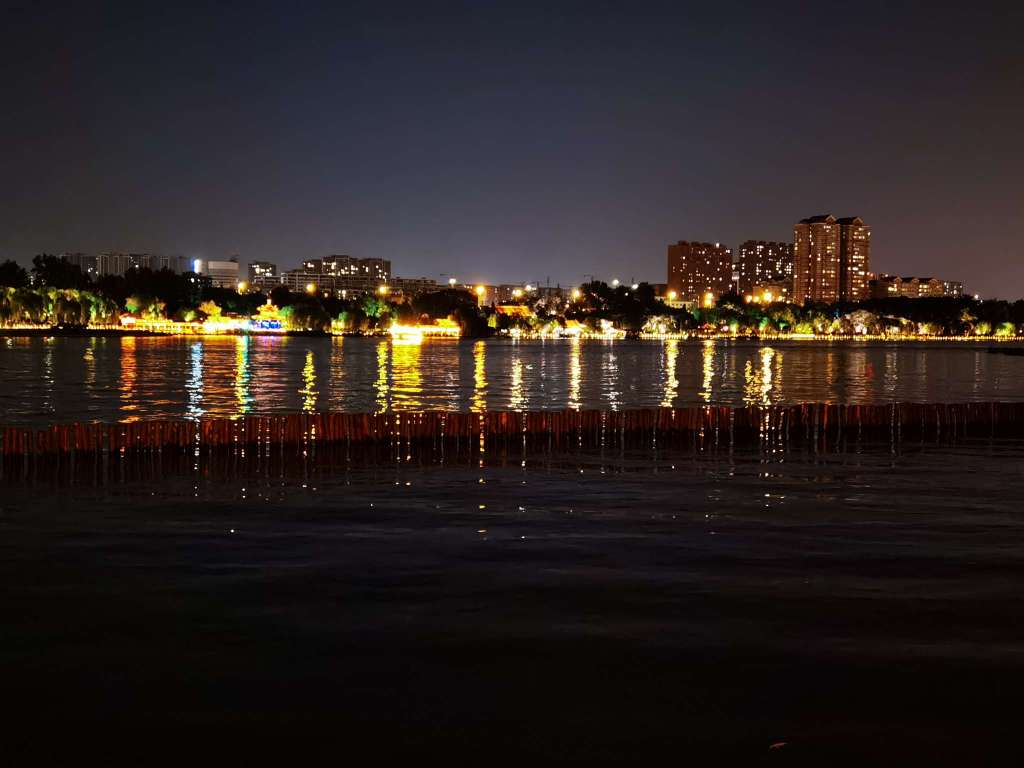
306 283 316 294
612 278 620 287
378 285 389 295
667 290 677 301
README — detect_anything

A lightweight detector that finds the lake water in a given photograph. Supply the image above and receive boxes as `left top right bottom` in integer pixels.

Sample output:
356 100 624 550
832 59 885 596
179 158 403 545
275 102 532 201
3 336 1024 426
5 436 1024 758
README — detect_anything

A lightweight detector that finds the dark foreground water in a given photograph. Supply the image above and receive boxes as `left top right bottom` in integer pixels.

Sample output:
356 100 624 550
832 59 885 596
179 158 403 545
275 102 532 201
3 335 1024 426
3 436 1024 760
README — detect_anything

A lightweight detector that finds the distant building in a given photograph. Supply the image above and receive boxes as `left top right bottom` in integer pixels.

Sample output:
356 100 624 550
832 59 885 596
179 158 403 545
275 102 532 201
793 214 869 303
737 241 794 296
942 280 964 298
148 255 186 273
272 255 394 296
666 241 733 305
870 274 961 299
248 261 277 281
319 255 391 282
58 252 193 277
202 258 240 288
58 252 99 278
389 276 440 297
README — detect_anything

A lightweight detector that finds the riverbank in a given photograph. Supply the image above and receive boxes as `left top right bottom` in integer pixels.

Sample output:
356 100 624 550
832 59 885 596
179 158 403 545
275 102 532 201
0 326 331 337
4 325 1024 342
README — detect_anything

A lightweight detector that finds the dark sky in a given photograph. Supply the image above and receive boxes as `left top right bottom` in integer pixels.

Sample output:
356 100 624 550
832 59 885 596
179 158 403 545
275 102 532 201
2 1 1022 296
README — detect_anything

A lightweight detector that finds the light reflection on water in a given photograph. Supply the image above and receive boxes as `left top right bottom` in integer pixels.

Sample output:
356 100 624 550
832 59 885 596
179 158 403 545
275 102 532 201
3 336 1024 426
299 348 317 413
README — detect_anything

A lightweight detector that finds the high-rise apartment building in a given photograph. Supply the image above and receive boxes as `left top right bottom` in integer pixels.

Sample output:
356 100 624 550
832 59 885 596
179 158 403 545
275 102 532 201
793 214 871 303
666 241 733 305
837 216 871 301
58 252 188 277
793 215 840 303
737 241 794 296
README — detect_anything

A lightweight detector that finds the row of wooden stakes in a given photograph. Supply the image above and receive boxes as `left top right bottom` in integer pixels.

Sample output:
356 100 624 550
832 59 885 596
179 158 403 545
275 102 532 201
3 403 1024 456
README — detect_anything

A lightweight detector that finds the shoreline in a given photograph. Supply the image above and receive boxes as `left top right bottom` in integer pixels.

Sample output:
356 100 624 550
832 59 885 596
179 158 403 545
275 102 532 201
2 326 1023 343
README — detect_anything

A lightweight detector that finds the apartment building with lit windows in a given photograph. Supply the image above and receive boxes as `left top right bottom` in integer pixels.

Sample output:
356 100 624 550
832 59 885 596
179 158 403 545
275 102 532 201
666 241 733 305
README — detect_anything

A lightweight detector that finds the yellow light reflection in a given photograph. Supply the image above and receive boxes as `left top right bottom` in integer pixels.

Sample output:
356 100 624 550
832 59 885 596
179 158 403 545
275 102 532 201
661 338 679 407
120 335 139 421
471 340 487 412
568 336 582 410
743 346 777 406
374 340 390 413
700 339 715 402
83 337 97 388
234 335 252 416
391 336 423 409
299 348 317 412
509 351 525 411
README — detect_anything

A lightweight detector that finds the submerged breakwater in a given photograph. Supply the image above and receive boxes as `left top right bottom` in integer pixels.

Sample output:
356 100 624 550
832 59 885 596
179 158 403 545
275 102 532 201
4 402 1024 458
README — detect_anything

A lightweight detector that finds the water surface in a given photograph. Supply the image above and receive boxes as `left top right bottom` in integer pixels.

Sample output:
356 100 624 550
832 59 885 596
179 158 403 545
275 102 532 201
3 335 1024 426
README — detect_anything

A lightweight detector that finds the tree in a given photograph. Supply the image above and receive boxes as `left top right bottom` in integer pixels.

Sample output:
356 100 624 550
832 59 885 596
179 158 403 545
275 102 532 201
31 254 91 289
198 300 222 319
282 296 330 331
0 260 28 287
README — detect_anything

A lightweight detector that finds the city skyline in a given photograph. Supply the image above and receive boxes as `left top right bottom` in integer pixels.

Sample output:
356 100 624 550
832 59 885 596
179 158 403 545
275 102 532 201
2 4 1021 298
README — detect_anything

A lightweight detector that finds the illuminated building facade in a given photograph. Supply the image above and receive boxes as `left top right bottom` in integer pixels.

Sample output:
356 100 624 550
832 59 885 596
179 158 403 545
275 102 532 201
262 255 396 296
666 241 733 304
319 255 391 281
838 216 871 301
942 280 964 297
198 258 240 288
793 215 840 303
737 240 794 295
249 261 277 281
793 214 870 304
870 274 960 299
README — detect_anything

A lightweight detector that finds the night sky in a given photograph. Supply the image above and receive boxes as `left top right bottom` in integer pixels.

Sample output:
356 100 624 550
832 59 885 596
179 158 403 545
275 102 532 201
3 2 1022 296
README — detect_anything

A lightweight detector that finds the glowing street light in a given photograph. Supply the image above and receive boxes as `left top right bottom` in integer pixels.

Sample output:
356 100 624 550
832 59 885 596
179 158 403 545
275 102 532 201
571 288 582 300
612 278 620 287
667 290 677 301
475 285 486 296
631 283 639 290
448 277 457 286
703 292 715 308
237 280 248 294
306 282 317 294
512 288 523 298
378 285 389 295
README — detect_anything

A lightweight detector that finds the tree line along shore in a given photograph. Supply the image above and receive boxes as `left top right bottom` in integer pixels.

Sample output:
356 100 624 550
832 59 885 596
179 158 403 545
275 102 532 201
2 256 1023 339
